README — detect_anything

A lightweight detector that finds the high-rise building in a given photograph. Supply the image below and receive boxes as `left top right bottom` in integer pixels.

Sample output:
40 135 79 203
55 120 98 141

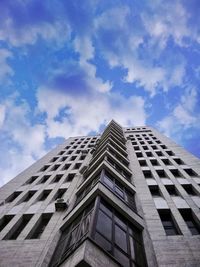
0 120 200 267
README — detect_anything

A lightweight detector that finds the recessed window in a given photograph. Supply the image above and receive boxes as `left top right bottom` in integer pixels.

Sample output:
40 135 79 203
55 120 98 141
4 191 22 203
50 157 58 163
146 151 153 157
161 158 171 165
58 151 65 155
149 185 161 197
170 169 182 177
151 145 157 150
62 163 70 170
134 146 139 151
160 145 167 149
66 173 75 182
158 210 180 236
0 215 14 232
25 176 38 185
150 159 159 166
183 168 197 177
67 150 73 154
39 165 49 172
166 150 174 156
156 151 163 156
51 164 60 171
52 174 63 183
74 163 81 170
136 152 143 158
143 170 152 178
27 213 53 239
182 184 196 195
70 155 77 161
38 190 51 201
142 146 148 150
165 185 178 196
55 189 67 200
60 156 68 162
21 191 36 202
179 209 200 235
139 160 147 166
38 175 50 184
3 214 33 240
156 169 167 178
173 158 184 165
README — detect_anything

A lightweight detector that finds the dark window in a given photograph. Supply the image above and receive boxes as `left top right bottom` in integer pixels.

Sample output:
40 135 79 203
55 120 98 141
165 185 178 196
150 159 159 166
136 152 143 158
70 155 77 161
74 163 81 169
38 190 51 201
134 146 139 151
139 160 147 166
179 209 200 235
51 164 60 171
21 191 36 202
143 170 152 178
146 151 153 157
52 174 63 183
156 170 167 178
80 155 86 160
25 176 38 184
183 168 197 176
151 145 157 150
94 200 146 267
38 175 50 184
59 151 65 155
60 156 68 162
67 150 73 155
166 150 174 156
158 210 180 235
182 184 196 195
66 173 75 182
55 189 66 200
161 158 171 165
160 145 167 149
149 186 160 197
4 214 33 240
156 151 163 156
63 163 70 170
4 191 22 203
0 215 14 232
173 158 184 165
39 165 49 172
170 169 182 177
102 171 136 211
27 213 52 239
50 157 58 163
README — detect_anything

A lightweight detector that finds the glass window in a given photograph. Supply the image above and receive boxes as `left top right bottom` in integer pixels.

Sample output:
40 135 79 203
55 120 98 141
96 210 112 240
115 224 127 252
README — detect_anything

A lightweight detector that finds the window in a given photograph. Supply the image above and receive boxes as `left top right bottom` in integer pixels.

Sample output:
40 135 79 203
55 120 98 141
21 191 36 202
50 157 58 163
136 152 143 158
102 171 136 211
139 160 147 166
60 156 68 162
156 170 167 178
170 169 182 177
38 175 50 184
166 150 174 156
179 209 200 235
149 185 161 197
94 200 146 267
74 163 81 170
38 190 51 201
4 191 22 203
173 158 184 165
182 184 196 195
161 158 171 165
146 151 153 157
62 163 70 170
39 165 50 172
143 170 152 178
55 189 67 200
58 151 65 155
150 159 159 166
66 173 75 182
25 176 38 185
70 155 77 161
156 151 163 156
50 203 94 267
51 164 60 171
0 215 14 232
27 213 52 239
165 185 178 196
106 156 131 181
52 174 63 183
3 214 33 240
158 210 180 235
183 168 197 176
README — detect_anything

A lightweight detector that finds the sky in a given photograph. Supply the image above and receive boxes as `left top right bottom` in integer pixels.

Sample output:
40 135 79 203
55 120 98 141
0 0 200 187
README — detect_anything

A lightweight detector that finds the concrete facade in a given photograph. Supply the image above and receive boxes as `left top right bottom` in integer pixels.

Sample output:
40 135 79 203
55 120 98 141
0 121 199 267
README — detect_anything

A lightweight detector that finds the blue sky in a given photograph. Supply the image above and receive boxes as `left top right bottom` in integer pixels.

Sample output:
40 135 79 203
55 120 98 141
0 0 200 186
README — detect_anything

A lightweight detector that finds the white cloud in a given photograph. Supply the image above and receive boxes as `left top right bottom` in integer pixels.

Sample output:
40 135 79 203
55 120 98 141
36 86 147 139
0 95 47 186
0 48 13 84
157 87 200 137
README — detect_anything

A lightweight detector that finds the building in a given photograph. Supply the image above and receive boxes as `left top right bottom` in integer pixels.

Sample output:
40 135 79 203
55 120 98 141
0 120 200 267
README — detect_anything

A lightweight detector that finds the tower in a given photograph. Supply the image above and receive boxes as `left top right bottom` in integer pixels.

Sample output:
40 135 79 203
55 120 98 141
0 120 199 267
